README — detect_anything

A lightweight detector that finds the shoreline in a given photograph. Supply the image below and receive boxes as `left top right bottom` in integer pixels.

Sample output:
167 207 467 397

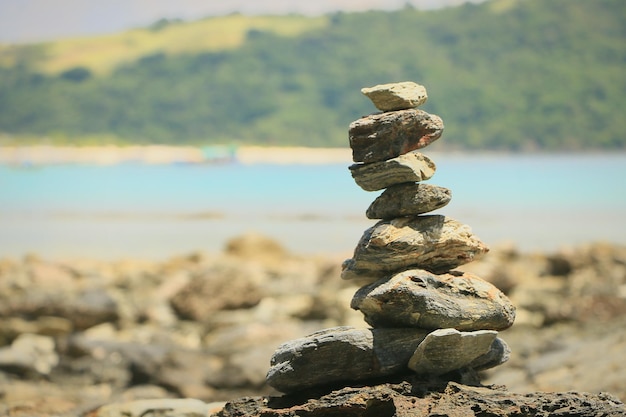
0 145 354 166
2 145 625 167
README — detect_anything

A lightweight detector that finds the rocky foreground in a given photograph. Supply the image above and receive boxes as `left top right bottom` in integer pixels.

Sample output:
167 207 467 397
0 235 625 416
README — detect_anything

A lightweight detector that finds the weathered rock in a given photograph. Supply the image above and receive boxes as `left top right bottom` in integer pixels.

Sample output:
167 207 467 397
0 288 118 331
408 329 498 375
351 269 515 331
341 215 489 281
95 398 210 417
0 333 58 375
366 183 451 219
170 260 264 322
361 81 428 112
266 326 430 393
349 151 436 191
349 109 444 163
220 381 626 417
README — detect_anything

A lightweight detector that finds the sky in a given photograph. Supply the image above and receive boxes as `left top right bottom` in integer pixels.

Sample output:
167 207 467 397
0 0 486 44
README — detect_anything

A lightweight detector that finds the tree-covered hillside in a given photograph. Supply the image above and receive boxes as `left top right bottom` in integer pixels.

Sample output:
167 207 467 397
0 0 624 150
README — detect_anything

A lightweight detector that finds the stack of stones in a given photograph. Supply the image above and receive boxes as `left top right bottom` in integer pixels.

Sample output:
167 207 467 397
266 82 515 394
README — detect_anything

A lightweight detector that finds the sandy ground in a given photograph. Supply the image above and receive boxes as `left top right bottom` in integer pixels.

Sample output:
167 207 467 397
0 145 353 166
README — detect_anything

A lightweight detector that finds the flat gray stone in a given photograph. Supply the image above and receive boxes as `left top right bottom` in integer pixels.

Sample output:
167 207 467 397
349 151 436 191
266 326 430 393
366 183 452 219
361 81 428 111
341 215 489 281
351 269 516 331
408 329 500 375
349 109 444 163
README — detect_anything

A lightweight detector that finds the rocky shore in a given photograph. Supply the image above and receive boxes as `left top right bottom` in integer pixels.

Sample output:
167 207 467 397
0 235 625 416
2 83 624 416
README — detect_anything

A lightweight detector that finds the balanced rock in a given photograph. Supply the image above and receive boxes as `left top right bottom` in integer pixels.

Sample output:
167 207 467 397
349 109 444 163
366 183 452 219
266 326 431 393
361 81 428 112
341 215 489 281
351 269 515 331
408 329 501 375
349 151 436 191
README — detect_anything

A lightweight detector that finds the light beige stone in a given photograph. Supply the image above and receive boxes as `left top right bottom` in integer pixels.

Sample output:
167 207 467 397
341 215 489 281
361 81 428 111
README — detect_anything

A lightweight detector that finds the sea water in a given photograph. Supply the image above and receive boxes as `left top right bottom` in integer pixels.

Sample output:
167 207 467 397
0 153 625 259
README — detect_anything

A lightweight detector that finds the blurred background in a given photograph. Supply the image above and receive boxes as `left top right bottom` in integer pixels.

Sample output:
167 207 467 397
0 0 625 415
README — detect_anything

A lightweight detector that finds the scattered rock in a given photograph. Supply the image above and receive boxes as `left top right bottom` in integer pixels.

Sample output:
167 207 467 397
361 81 428 111
0 333 58 375
170 260 265 322
341 215 489 281
349 109 444 163
95 398 210 417
349 151 436 191
366 182 452 219
351 269 515 331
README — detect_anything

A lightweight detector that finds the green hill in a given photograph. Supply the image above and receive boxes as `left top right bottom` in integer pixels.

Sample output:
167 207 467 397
0 0 624 150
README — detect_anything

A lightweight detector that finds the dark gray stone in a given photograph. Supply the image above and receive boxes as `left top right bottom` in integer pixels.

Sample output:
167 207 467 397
349 151 436 191
266 326 431 393
366 183 452 219
351 269 515 331
349 109 444 163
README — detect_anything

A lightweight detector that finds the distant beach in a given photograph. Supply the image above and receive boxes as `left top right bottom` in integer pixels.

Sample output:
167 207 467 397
1 148 625 260
0 145 353 166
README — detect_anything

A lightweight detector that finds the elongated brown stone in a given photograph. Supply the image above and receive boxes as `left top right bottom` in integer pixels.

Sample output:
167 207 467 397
341 215 489 281
349 109 444 163
351 269 515 331
266 326 430 393
366 183 451 219
349 151 436 192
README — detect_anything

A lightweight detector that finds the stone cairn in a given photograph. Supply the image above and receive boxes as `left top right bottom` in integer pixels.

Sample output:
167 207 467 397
266 81 516 394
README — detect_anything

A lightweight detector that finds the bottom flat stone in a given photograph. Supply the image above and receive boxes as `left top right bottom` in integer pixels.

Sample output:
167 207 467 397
266 326 430 393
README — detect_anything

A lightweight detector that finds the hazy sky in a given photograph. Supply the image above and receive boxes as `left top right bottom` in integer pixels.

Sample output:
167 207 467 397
0 0 486 43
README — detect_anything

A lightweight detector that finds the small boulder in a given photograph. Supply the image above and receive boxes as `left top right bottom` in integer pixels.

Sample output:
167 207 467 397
351 268 515 331
341 215 489 281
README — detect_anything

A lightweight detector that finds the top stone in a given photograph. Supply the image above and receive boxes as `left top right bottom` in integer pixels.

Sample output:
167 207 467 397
361 81 428 112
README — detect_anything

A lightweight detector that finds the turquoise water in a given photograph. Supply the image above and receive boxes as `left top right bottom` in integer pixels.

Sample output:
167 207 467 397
1 153 625 258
